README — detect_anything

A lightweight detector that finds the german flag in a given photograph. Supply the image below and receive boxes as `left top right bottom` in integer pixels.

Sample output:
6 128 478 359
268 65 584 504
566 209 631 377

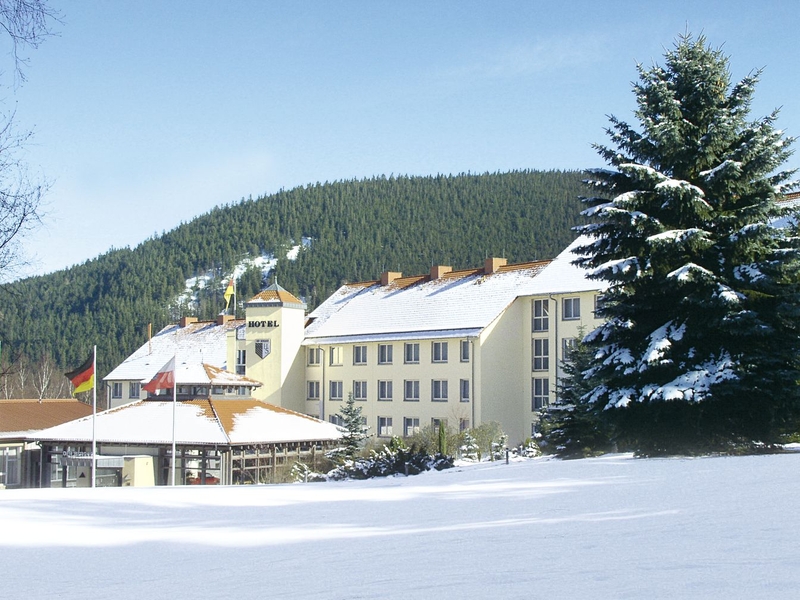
65 353 94 396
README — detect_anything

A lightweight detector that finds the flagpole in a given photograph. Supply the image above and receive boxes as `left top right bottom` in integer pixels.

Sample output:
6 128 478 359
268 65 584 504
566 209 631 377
92 345 97 489
171 354 177 486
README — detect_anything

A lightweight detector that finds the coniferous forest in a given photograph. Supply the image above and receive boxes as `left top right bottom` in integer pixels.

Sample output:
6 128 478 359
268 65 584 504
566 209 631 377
1 170 585 385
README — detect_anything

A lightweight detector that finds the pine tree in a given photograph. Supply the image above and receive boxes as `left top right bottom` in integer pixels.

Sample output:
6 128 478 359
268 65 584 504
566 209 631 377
575 33 800 454
335 393 368 461
539 331 614 458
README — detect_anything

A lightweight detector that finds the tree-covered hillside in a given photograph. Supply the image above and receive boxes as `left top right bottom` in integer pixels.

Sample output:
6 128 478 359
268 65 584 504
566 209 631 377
2 170 585 384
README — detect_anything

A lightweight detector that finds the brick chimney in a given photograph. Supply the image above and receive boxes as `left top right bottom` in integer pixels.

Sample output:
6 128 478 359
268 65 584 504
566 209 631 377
429 265 453 280
381 271 402 285
180 316 198 327
484 257 507 275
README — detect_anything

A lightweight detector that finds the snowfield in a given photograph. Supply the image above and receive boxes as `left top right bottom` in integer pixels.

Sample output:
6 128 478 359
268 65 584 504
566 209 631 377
2 452 799 599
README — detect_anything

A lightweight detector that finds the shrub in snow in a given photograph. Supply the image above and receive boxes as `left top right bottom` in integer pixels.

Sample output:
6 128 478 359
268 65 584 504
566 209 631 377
460 432 480 462
574 33 800 454
327 437 453 480
511 438 541 459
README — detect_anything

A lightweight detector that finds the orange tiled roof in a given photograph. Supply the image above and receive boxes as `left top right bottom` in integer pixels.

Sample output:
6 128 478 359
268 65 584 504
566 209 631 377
0 399 94 433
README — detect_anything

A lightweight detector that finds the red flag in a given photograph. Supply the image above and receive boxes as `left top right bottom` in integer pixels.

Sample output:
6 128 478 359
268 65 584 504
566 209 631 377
142 357 176 394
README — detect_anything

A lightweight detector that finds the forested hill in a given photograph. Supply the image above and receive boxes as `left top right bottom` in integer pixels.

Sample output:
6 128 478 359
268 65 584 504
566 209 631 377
3 170 585 380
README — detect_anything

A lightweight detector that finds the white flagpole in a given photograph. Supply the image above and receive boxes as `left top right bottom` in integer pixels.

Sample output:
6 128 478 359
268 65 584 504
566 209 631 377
171 355 177 486
91 345 97 489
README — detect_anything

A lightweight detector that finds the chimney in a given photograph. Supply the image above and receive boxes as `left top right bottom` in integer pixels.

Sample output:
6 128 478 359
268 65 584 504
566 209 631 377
381 271 402 286
484 257 507 275
180 316 198 327
217 314 232 326
429 265 453 280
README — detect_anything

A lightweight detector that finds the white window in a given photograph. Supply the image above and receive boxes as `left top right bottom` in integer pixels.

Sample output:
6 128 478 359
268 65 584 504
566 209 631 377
129 382 140 399
432 341 448 363
533 338 549 371
329 346 343 366
533 299 549 332
378 344 393 365
238 386 247 396
112 382 122 399
212 386 224 395
307 381 320 400
460 340 470 362
308 348 322 366
353 381 367 401
562 337 578 361
353 345 367 365
432 380 448 402
404 380 420 401
593 294 601 317
1 447 20 486
330 414 344 427
255 339 271 359
236 349 246 375
533 377 550 410
404 343 420 364
404 417 420 437
378 380 393 401
459 418 470 433
431 417 447 430
563 297 580 320
460 379 470 402
330 381 343 401
378 416 393 437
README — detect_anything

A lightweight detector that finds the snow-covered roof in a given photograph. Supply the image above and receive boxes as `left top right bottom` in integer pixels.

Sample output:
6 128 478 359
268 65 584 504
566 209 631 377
34 399 342 446
304 244 602 343
104 319 243 382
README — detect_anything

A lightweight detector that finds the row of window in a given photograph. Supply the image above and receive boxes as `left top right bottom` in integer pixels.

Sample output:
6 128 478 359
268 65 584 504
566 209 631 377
308 340 471 367
110 382 249 399
310 379 471 402
329 415 470 438
532 297 594 332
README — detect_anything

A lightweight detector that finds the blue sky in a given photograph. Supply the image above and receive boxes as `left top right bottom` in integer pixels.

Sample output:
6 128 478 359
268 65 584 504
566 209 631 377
9 0 800 277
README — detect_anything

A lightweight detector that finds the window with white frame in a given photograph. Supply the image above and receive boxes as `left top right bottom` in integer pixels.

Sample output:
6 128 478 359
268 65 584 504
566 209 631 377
330 381 343 401
432 341 448 363
378 380 393 401
378 416 393 437
432 379 448 402
1 447 20 486
378 344 393 365
404 380 420 401
353 380 368 401
431 417 447 430
533 299 549 332
353 345 367 365
307 381 320 400
236 349 246 375
460 340 470 362
329 347 343 366
460 379 470 402
459 418 470 432
308 347 322 366
129 382 140 399
563 297 580 320
532 377 549 410
112 382 122 399
404 342 420 364
404 417 420 437
533 338 549 371
593 294 601 317
330 414 344 427
562 337 578 361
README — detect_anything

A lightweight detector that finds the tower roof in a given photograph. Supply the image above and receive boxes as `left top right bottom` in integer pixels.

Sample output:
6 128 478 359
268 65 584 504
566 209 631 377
247 281 306 309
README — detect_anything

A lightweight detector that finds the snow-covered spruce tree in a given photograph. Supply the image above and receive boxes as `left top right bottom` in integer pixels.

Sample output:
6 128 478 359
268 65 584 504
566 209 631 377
576 34 800 454
539 331 615 458
332 393 368 461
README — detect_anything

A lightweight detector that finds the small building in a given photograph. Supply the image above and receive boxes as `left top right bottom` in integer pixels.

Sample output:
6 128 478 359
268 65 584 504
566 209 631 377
0 399 93 488
35 367 341 487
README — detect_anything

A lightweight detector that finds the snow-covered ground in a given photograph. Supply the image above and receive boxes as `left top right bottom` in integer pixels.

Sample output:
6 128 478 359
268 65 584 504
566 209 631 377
2 453 799 599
